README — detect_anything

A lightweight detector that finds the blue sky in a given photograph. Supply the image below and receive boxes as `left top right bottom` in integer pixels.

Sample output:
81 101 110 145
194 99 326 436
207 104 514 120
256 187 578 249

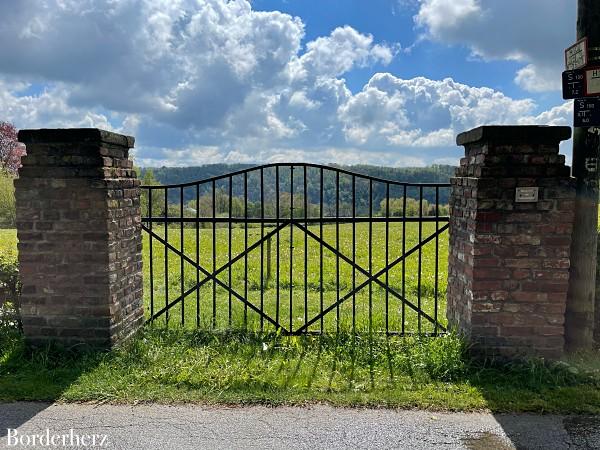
255 0 528 97
0 0 575 167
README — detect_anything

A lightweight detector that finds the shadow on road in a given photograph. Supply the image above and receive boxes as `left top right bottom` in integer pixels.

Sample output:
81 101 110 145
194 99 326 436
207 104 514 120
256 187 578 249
0 403 52 438
0 331 105 437
486 414 600 450
463 354 600 449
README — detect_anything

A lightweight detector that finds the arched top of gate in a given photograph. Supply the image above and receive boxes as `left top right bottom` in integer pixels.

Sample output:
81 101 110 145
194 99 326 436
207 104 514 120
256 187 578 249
140 162 451 189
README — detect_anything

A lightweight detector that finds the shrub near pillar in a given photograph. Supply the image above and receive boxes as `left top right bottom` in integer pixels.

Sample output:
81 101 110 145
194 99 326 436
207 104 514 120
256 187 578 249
448 126 574 358
15 129 143 348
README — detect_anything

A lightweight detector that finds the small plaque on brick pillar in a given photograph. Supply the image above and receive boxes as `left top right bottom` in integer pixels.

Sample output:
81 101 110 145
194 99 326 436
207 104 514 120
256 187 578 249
515 187 539 203
15 128 144 349
449 125 574 359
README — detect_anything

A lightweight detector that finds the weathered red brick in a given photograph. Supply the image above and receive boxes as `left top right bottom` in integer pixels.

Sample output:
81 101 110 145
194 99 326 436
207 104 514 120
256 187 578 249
16 128 143 350
511 291 548 302
449 125 573 359
505 259 541 269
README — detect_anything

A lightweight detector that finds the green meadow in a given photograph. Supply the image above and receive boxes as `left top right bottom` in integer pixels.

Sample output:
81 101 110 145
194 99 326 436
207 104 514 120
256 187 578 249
143 221 448 334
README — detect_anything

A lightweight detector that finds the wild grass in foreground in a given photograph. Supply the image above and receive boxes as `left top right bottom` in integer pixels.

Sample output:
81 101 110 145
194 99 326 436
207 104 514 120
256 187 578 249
1 326 599 413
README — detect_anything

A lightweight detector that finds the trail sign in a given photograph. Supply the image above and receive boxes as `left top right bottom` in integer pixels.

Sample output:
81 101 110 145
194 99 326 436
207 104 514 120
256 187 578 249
574 97 600 127
585 67 600 95
562 67 600 98
563 69 586 98
566 37 588 70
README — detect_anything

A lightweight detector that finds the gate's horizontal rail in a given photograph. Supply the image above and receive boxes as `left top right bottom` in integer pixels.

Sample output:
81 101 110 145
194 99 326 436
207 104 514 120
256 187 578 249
141 162 452 189
142 216 450 224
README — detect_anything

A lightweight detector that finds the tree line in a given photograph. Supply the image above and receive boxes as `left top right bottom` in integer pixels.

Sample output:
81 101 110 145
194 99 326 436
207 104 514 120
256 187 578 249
141 169 450 223
140 164 454 220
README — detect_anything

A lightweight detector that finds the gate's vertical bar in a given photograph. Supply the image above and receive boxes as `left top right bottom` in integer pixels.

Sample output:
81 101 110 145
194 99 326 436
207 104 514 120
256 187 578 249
352 175 356 333
418 185 423 333
276 166 280 325
434 186 439 335
304 166 308 328
260 168 265 331
244 171 248 329
228 176 233 327
290 165 294 333
212 179 217 328
385 183 390 334
319 167 324 333
369 179 373 334
401 185 406 335
180 186 185 326
335 171 340 332
149 188 154 322
165 188 169 325
196 183 200 327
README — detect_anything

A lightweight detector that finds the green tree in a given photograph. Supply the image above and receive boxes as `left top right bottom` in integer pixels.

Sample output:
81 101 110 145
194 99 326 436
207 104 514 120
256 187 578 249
140 169 165 217
0 169 16 228
379 197 450 217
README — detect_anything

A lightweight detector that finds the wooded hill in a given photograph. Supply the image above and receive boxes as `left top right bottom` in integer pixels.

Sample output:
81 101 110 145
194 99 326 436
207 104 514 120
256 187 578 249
143 164 455 187
139 164 456 216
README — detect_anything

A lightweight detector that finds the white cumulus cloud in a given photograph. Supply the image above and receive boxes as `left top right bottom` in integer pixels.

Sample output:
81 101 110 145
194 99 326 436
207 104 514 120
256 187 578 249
415 0 575 93
338 74 536 148
0 0 574 167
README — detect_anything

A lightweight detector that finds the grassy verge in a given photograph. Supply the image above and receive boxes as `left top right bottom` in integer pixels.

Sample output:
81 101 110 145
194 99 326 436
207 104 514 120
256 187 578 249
1 326 599 413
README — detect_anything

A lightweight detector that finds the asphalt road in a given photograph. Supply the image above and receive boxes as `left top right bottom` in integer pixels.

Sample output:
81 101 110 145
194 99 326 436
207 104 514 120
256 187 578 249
0 403 599 449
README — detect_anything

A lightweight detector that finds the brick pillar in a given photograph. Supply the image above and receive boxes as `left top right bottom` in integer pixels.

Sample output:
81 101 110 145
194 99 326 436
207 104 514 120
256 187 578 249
448 126 575 358
15 129 144 348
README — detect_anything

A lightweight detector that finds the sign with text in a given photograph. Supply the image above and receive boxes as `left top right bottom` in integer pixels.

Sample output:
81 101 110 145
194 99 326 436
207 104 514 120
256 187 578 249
565 37 588 70
574 97 600 127
586 67 600 96
515 187 539 203
563 69 585 99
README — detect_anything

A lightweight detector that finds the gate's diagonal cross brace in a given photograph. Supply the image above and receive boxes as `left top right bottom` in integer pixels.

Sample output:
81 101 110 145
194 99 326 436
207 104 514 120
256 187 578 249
143 214 448 335
293 222 447 332
142 223 288 332
141 222 290 333
142 220 288 314
294 222 449 334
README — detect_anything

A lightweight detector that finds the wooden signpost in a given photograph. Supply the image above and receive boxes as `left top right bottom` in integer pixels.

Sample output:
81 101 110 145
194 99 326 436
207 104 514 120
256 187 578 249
565 0 600 350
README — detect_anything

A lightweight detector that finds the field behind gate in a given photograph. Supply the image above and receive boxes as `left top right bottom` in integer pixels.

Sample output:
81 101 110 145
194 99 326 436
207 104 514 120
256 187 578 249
143 221 448 334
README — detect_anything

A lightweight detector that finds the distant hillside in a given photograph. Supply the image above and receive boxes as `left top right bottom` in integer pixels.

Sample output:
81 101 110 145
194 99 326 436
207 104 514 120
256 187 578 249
142 164 456 186
139 164 457 208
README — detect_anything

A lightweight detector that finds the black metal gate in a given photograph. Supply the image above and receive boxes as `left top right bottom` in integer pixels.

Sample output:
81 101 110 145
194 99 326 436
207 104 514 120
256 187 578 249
141 164 449 335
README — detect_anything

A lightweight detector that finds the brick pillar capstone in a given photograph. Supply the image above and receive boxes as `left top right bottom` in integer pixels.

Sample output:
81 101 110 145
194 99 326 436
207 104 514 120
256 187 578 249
448 125 575 359
15 128 144 348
